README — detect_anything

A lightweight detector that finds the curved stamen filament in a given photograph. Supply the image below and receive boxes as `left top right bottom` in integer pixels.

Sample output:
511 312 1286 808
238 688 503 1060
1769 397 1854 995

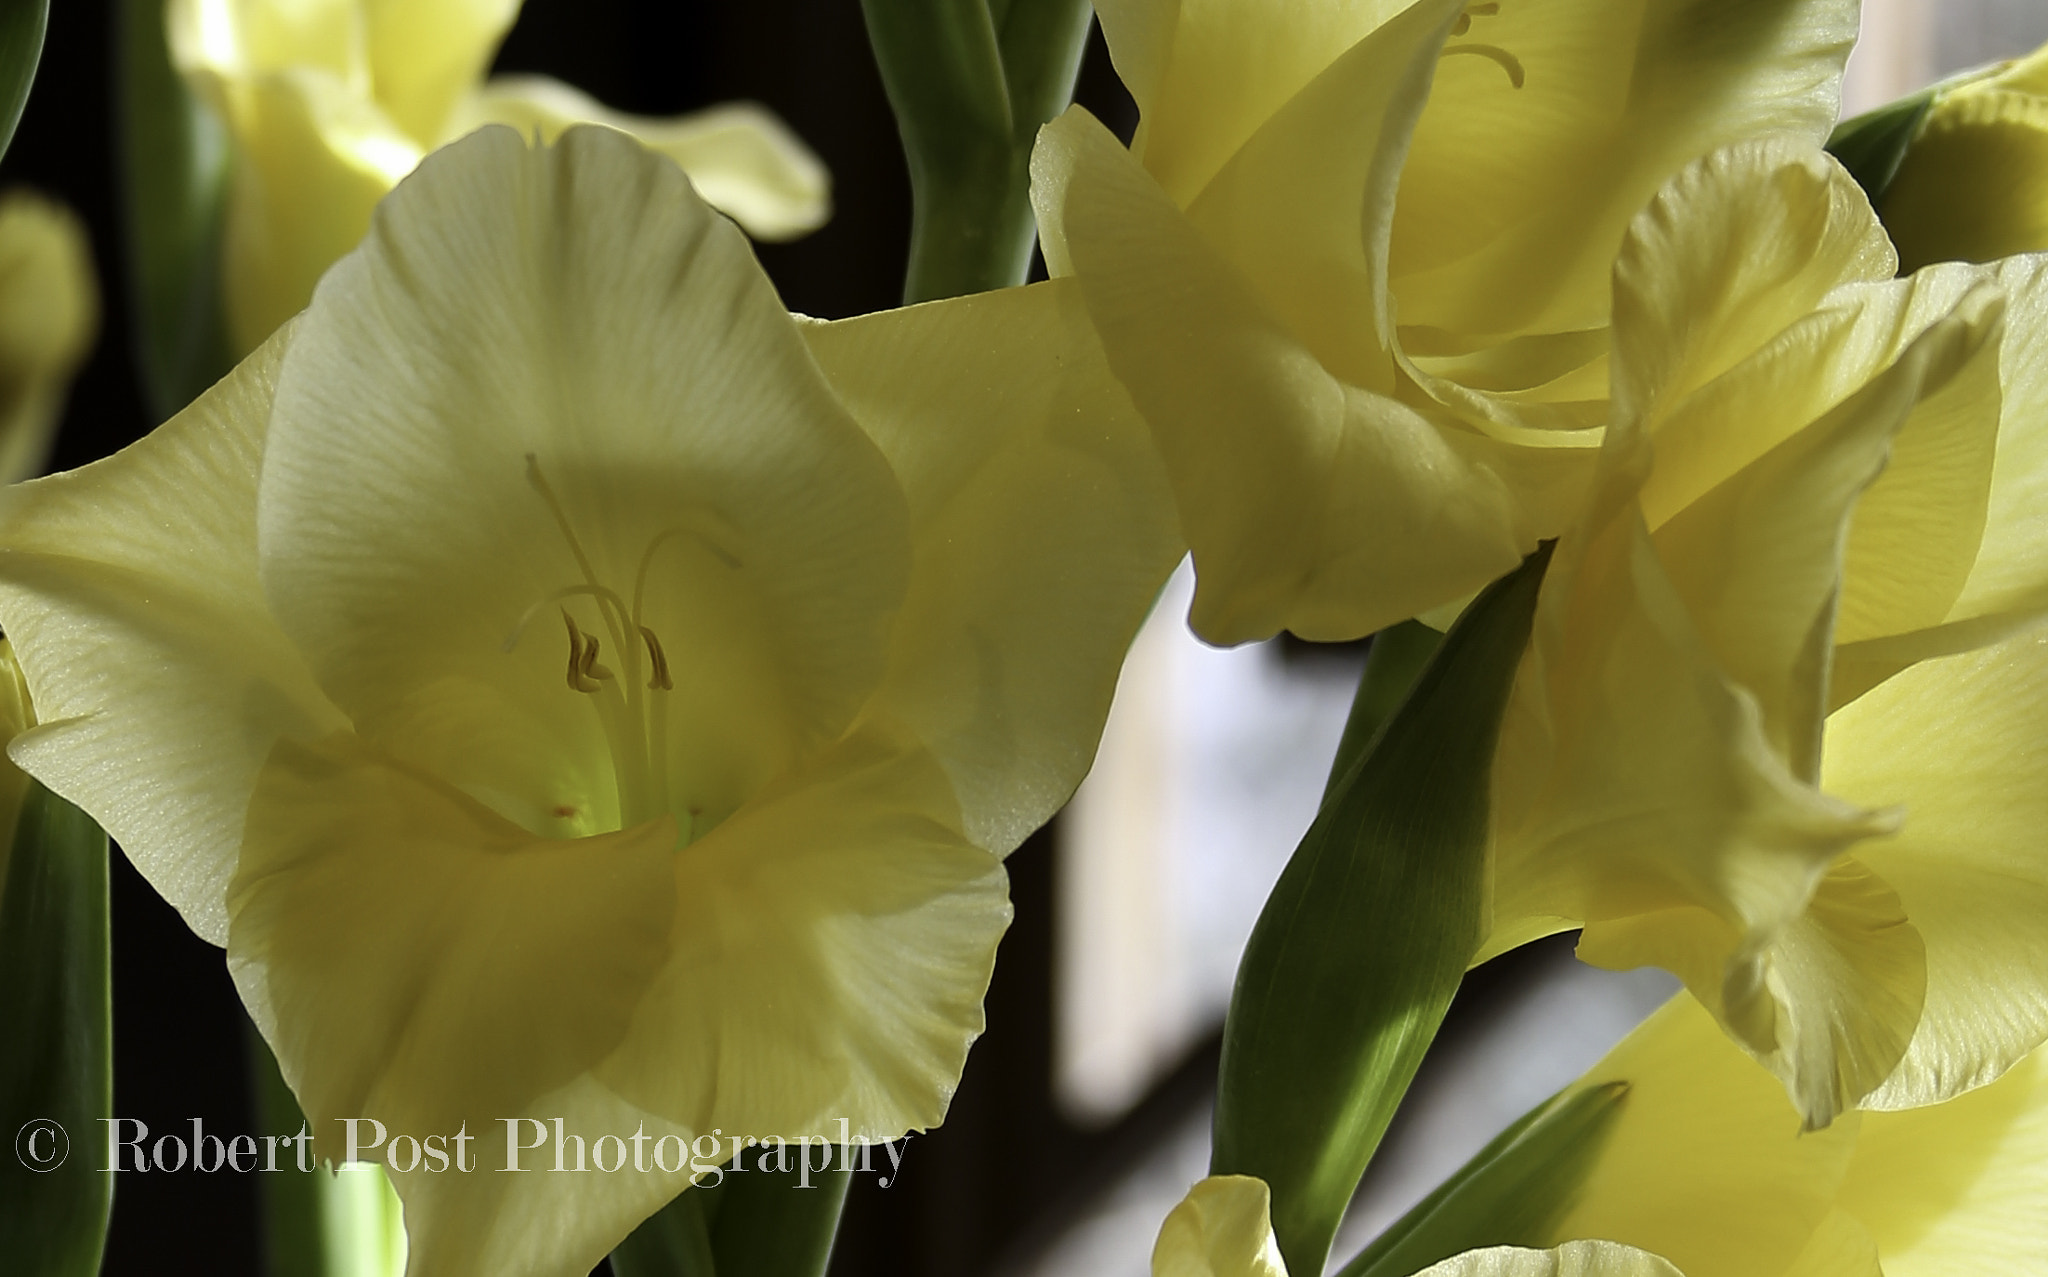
1441 42 1525 88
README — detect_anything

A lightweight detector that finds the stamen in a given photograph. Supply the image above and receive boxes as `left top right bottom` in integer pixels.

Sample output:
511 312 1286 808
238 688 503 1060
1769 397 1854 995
1452 3 1498 36
580 635 614 685
1441 42 1525 88
640 626 674 691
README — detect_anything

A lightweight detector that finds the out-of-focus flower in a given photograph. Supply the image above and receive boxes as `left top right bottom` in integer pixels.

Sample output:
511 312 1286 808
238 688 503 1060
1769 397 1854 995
167 0 832 354
0 125 1177 1277
1033 0 1859 644
1878 42 2048 272
1152 1176 1680 1277
1488 138 2048 1127
0 192 96 486
1547 993 2048 1276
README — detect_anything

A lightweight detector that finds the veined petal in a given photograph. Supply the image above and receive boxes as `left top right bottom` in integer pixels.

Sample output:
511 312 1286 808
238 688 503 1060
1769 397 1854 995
1180 0 1462 394
227 732 678 1159
1036 106 1526 645
592 727 1009 1143
0 643 34 903
1840 1046 2048 1272
1823 628 2048 1110
196 64 422 355
451 77 831 241
800 279 1182 856
259 126 909 833
1392 0 1859 348
1411 1243 1684 1277
1835 255 2048 701
1608 140 1895 439
1095 0 1415 205
1551 995 1862 1276
0 326 344 945
0 192 98 485
362 0 519 146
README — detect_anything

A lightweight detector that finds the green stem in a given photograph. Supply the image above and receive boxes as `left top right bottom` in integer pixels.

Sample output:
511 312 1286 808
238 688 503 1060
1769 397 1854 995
861 0 1092 302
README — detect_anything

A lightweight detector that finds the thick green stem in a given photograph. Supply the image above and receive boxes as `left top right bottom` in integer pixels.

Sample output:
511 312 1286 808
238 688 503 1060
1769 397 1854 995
861 0 1092 302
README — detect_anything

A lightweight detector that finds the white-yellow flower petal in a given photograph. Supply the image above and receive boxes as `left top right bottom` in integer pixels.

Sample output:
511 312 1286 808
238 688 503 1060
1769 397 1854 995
450 76 831 241
0 326 343 944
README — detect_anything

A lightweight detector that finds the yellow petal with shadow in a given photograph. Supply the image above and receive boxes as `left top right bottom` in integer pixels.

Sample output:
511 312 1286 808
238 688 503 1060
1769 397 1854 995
227 731 678 1163
802 278 1182 856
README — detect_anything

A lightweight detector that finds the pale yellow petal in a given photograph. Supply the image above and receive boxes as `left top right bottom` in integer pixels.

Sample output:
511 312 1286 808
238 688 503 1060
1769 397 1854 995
592 728 1009 1143
1097 0 1415 205
0 325 344 945
1179 0 1462 394
452 77 831 241
1552 995 1861 1277
1152 1176 1289 1277
1778 1210 1882 1277
1882 87 2048 273
200 65 421 354
0 642 35 904
1823 629 2048 1110
1841 1045 2048 1273
227 732 678 1158
1391 0 1859 346
801 279 1182 856
1036 106 1525 645
362 0 519 145
259 126 909 833
0 192 98 485
1413 1243 1684 1277
1607 140 1894 442
167 0 365 83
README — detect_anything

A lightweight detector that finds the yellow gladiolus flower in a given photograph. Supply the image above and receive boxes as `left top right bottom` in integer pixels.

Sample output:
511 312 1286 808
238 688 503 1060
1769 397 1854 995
1152 1175 1680 1277
0 641 36 905
1490 138 2048 1126
1033 0 1860 644
0 191 97 486
168 0 833 356
1880 43 2048 273
1549 993 2048 1276
0 125 1177 1276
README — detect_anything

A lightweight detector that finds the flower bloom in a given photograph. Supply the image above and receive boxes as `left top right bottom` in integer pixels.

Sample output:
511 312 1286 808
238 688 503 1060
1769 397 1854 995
169 0 833 355
1490 138 2048 1126
0 125 1177 1275
1152 1176 1678 1277
1032 0 1860 643
0 191 96 485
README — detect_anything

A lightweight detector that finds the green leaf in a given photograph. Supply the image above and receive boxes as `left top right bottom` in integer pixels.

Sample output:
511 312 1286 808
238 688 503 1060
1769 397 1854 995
0 0 46 163
1336 1081 1630 1277
0 783 112 1277
611 1147 854 1277
1324 620 1444 795
1211 544 1553 1277
1826 87 1938 208
860 0 1092 302
117 0 235 420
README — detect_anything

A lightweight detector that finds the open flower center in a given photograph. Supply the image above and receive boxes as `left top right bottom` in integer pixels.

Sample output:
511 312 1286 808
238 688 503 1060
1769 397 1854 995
1442 3 1525 89
509 454 717 838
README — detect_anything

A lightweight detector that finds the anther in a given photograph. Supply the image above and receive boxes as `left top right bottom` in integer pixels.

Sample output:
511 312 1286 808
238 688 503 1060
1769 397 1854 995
640 626 674 691
1452 2 1498 36
562 610 613 693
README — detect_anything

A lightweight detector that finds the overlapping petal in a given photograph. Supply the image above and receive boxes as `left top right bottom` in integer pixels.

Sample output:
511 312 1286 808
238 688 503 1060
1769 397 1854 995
1552 994 2048 1277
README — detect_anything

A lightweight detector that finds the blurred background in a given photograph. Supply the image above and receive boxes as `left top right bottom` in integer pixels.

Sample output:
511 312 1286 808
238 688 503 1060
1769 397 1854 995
5 1 2045 1273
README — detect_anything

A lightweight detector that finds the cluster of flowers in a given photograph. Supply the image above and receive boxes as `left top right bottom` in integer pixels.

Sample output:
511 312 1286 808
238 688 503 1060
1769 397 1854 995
1 0 2046 1275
